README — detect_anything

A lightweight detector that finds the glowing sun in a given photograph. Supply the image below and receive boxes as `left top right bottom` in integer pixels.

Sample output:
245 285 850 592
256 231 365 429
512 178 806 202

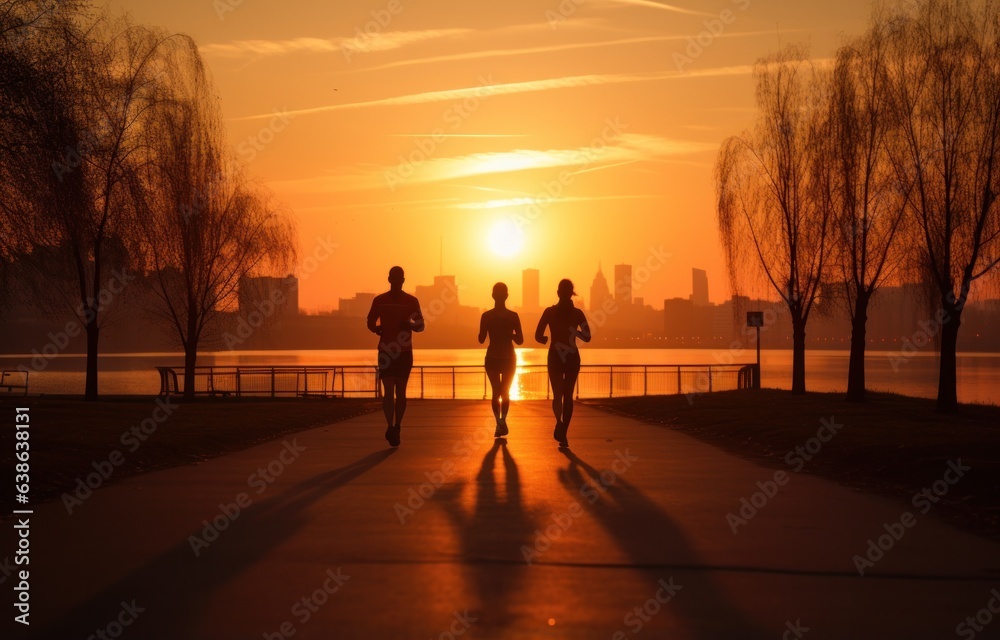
487 219 524 257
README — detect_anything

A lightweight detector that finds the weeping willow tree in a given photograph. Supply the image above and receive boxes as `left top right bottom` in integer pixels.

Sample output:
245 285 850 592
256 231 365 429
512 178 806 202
1 3 166 399
884 0 1000 412
135 37 296 398
716 45 835 394
828 14 910 402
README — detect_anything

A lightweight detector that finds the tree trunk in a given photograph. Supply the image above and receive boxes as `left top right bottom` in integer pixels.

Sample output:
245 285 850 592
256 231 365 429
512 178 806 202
183 344 197 399
846 293 869 402
182 304 201 399
936 298 962 413
84 317 99 401
791 316 806 394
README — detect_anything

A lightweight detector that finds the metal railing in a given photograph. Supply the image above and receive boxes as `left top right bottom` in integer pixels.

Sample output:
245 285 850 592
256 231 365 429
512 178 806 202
156 366 379 398
0 370 28 396
156 363 758 399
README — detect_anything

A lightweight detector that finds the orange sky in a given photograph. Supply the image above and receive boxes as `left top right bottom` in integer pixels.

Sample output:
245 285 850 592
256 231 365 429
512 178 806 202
111 0 876 311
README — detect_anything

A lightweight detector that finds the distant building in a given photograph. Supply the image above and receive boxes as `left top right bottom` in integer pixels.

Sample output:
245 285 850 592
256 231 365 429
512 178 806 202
614 264 632 306
416 275 460 308
589 263 612 311
338 292 376 318
522 268 539 310
711 300 739 342
691 268 709 307
238 275 299 317
415 275 479 327
663 297 695 339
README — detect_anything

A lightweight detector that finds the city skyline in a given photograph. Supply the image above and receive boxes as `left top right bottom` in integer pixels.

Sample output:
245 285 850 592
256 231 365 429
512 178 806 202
296 260 725 314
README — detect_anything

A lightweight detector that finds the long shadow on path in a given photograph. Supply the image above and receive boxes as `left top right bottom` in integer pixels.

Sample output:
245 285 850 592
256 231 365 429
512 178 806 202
38 448 397 639
437 438 537 632
558 449 770 639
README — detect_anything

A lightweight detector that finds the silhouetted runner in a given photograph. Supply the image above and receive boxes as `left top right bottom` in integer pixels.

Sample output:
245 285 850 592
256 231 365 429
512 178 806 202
478 282 524 437
367 266 424 446
535 278 591 447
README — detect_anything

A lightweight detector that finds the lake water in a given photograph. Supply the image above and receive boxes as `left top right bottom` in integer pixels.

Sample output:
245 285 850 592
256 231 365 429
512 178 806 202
1 348 998 405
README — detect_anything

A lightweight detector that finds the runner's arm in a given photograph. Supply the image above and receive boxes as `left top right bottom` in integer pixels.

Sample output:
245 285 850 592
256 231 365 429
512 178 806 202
409 300 426 332
534 309 549 344
366 301 381 335
576 311 592 343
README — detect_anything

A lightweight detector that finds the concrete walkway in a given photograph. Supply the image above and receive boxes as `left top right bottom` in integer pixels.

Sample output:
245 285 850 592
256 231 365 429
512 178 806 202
17 400 1000 639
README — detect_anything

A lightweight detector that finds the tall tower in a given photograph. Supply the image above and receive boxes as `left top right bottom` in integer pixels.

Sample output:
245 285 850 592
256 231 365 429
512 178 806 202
522 268 539 310
691 268 709 306
590 263 611 311
614 264 632 306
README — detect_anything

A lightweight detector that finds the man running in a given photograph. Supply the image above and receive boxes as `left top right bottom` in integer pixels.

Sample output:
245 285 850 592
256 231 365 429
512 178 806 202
367 266 424 446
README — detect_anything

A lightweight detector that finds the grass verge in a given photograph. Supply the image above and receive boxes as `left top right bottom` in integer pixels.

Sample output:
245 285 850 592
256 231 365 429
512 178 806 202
0 395 378 510
585 389 1000 540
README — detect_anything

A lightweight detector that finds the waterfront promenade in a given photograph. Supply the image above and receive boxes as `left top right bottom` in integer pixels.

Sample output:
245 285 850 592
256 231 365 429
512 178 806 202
20 400 1000 639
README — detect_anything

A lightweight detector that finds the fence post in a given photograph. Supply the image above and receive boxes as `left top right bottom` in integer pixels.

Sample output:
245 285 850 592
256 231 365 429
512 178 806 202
609 365 614 398
643 365 648 396
452 366 456 399
236 367 241 398
420 367 424 399
708 366 713 393
270 368 275 398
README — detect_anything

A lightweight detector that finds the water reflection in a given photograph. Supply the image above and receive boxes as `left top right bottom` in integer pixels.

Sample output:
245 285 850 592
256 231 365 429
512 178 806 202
3 348 997 404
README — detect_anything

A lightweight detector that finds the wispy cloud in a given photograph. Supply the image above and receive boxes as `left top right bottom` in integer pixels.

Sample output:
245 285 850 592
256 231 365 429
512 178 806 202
599 0 716 17
233 73 644 121
385 133 530 138
682 64 754 78
360 35 679 72
291 197 463 212
358 30 798 73
199 29 473 58
235 65 760 122
454 193 664 210
270 133 716 194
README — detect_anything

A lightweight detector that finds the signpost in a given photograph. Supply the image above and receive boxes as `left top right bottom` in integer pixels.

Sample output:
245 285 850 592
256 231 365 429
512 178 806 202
746 312 764 389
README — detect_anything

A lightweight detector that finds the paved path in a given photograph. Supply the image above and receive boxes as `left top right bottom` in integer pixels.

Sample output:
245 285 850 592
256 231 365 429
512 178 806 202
15 400 1000 639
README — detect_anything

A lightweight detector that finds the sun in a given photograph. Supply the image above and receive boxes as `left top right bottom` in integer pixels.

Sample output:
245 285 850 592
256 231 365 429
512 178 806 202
487 219 524 258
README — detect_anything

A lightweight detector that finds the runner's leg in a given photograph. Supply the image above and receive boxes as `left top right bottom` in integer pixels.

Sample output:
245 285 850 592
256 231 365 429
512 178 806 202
549 368 564 424
380 376 395 426
562 368 579 427
486 366 502 423
498 365 514 421
393 375 408 427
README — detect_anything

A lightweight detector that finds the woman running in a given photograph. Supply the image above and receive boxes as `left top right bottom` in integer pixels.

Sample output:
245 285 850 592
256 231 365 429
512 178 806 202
478 282 524 437
535 279 591 447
